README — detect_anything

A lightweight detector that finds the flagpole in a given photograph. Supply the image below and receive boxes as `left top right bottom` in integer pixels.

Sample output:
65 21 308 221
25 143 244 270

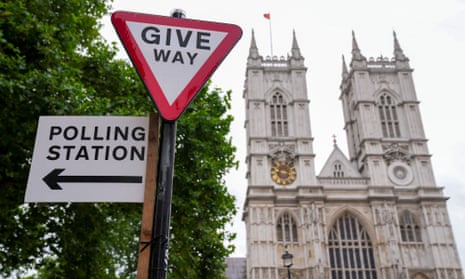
268 13 273 58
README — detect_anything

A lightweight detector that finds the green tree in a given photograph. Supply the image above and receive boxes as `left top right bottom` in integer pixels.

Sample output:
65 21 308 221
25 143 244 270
0 0 237 278
170 86 237 278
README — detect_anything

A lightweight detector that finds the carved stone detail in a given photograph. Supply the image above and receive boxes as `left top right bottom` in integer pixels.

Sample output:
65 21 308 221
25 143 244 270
269 143 296 165
382 143 412 164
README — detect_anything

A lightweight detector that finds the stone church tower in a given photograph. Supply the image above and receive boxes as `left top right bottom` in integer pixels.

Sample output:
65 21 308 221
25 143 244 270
241 30 463 279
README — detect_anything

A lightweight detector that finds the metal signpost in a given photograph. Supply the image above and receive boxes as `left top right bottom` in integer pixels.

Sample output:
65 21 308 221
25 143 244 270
111 10 241 279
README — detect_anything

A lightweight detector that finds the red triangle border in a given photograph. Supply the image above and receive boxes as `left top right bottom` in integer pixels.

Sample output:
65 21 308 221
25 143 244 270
111 11 242 121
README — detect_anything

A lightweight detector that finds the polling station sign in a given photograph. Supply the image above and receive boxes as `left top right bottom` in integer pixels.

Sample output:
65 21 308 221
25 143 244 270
25 116 149 203
111 11 242 121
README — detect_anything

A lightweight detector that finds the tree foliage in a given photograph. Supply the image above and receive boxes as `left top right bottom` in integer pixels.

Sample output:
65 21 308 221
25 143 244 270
170 87 237 278
0 0 237 278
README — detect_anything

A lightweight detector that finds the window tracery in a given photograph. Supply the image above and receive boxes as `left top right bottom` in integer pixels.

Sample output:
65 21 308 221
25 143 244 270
378 93 401 138
399 210 422 242
270 92 288 137
277 212 298 242
328 212 377 279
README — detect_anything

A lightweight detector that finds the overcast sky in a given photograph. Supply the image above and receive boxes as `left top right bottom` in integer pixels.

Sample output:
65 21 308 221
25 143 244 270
101 0 465 267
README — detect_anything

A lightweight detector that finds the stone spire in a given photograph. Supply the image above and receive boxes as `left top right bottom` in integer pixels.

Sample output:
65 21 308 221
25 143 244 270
291 29 302 59
248 29 260 59
351 30 366 62
393 30 409 62
342 55 349 79
350 31 367 69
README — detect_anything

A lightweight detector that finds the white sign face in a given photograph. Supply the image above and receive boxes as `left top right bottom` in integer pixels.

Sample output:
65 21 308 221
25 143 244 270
126 21 227 105
25 116 149 203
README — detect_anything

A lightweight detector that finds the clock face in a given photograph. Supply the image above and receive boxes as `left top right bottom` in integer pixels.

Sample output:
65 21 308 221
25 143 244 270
271 161 296 186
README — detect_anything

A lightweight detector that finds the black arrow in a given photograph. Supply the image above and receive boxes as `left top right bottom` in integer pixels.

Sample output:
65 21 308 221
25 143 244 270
43 168 143 190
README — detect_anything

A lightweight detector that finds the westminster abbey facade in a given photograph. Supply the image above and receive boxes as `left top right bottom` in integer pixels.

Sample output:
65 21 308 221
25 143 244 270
241 30 463 279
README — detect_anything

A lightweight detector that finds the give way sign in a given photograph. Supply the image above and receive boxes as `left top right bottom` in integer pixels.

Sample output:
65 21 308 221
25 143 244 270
111 11 242 121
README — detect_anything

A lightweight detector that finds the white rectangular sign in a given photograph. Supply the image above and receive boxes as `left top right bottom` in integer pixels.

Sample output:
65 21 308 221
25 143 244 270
25 116 149 203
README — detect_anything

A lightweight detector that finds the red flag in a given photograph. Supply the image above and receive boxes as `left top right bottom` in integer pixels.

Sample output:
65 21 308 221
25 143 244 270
264 13 270 20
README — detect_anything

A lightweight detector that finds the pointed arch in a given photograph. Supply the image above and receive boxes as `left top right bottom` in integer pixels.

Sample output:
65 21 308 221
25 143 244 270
399 209 422 242
328 211 378 279
327 207 374 237
377 91 401 138
264 86 292 102
374 88 402 104
276 211 298 243
269 91 289 137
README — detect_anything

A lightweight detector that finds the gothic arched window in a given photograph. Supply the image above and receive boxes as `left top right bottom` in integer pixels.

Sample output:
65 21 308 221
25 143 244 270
276 212 298 242
270 92 288 137
328 212 378 279
378 93 401 138
333 162 344 177
399 210 422 242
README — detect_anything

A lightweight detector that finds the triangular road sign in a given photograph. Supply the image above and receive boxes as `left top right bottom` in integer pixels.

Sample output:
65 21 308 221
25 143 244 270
112 11 242 121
